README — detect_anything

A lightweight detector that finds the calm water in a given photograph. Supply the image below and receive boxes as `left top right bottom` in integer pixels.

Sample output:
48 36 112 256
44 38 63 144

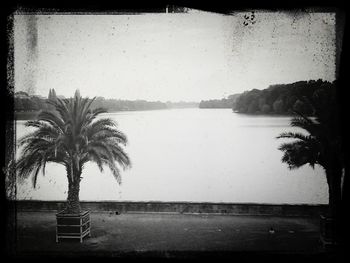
15 109 328 204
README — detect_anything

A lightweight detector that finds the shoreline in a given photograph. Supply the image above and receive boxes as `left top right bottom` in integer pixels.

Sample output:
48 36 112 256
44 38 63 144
14 108 201 120
10 200 328 216
14 108 301 121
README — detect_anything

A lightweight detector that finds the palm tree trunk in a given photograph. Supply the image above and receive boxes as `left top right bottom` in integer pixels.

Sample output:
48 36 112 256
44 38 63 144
326 165 342 243
327 166 342 219
65 166 81 214
66 179 81 214
340 166 348 245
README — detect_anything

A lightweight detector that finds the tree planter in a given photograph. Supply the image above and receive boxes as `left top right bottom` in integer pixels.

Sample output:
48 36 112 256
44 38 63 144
56 210 91 243
320 215 338 248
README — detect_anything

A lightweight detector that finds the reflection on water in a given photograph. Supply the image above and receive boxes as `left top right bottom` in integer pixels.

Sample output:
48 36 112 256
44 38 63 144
15 109 328 204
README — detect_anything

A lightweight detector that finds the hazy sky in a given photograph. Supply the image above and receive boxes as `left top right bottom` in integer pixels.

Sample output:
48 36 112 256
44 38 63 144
14 10 336 102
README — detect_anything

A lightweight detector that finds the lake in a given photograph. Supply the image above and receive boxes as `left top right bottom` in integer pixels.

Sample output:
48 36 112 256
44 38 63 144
15 108 328 204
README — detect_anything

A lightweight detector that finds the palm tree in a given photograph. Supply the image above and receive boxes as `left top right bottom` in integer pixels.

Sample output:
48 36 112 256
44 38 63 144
277 83 344 224
16 90 131 214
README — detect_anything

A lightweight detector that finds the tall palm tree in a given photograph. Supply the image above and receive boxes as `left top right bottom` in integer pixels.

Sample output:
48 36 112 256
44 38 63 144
16 90 131 214
277 84 344 221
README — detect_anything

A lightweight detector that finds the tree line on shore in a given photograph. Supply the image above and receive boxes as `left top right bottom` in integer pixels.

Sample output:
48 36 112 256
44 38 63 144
198 94 240 109
14 90 198 113
14 79 334 116
199 79 335 115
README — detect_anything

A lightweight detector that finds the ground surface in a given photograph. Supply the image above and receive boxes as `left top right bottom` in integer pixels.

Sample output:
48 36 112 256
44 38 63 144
10 211 345 260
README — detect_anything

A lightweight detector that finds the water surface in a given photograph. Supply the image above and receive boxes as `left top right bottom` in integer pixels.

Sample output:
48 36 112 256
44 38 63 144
15 109 328 204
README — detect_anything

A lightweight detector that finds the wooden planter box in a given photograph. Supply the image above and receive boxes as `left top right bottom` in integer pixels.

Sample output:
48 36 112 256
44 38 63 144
320 215 337 248
56 210 91 243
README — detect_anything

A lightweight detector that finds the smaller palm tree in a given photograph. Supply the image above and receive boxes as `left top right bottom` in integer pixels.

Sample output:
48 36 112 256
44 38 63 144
16 90 131 214
277 85 343 220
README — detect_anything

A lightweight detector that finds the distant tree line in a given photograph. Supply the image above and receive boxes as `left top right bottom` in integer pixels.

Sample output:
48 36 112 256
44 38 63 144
233 79 334 115
199 94 240 109
15 79 333 116
14 92 49 112
199 80 335 115
90 97 167 111
14 90 198 114
166 101 199 108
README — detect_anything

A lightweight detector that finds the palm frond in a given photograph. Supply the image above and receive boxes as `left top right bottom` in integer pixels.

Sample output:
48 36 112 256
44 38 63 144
290 116 319 135
86 147 105 173
88 141 115 162
278 137 319 169
37 110 65 133
107 161 122 184
86 118 118 139
91 127 128 145
276 132 311 141
106 140 131 168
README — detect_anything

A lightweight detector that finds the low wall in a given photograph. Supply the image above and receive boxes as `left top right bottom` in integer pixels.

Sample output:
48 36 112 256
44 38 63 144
11 200 328 216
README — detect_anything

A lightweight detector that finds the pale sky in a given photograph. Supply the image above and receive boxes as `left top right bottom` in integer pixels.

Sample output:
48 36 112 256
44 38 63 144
14 9 336 102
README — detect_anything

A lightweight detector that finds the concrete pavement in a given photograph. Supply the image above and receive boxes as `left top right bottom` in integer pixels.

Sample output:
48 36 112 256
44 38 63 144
10 211 345 260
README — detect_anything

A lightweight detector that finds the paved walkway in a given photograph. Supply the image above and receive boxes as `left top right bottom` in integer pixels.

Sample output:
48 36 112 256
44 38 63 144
11 211 344 260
